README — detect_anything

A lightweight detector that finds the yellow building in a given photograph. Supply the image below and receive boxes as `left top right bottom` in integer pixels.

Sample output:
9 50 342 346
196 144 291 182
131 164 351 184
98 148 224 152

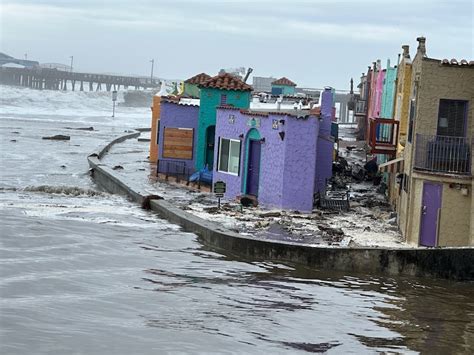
393 45 413 154
396 37 474 247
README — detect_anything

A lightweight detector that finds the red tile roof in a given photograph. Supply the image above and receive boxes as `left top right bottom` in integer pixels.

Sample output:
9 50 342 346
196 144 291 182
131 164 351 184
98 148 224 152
184 73 211 85
440 58 474 66
198 73 253 91
271 77 297 86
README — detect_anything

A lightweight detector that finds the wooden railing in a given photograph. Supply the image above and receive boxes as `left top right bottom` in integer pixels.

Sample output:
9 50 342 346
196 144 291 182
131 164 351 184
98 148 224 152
367 117 399 156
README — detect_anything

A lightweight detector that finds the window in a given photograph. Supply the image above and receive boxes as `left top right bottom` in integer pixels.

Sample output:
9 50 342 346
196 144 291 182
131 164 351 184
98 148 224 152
220 94 227 105
437 100 467 137
218 138 241 175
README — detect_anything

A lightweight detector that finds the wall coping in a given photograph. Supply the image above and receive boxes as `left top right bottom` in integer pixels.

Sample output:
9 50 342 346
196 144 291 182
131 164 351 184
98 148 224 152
87 131 474 281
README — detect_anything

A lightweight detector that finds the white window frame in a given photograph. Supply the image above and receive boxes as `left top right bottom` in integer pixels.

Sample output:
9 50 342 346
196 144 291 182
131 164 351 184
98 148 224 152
218 138 241 176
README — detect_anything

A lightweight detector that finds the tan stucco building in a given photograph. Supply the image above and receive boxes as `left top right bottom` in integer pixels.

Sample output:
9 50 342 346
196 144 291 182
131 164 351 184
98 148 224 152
395 37 474 247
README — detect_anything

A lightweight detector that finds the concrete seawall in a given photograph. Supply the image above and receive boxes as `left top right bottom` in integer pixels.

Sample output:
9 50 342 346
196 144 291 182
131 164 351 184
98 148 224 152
88 132 474 281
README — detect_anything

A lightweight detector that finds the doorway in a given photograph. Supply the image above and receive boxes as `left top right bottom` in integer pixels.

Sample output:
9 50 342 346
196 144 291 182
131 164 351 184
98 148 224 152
246 139 261 196
205 125 215 169
419 182 442 247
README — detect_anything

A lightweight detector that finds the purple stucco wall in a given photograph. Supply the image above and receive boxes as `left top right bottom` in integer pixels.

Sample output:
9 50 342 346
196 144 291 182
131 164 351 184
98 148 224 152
214 108 320 212
281 116 319 211
212 109 249 200
314 88 334 194
158 101 200 173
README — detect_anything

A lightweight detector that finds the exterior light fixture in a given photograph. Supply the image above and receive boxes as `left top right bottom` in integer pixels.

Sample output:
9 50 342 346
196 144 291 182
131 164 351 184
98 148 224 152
239 134 244 139
260 137 266 143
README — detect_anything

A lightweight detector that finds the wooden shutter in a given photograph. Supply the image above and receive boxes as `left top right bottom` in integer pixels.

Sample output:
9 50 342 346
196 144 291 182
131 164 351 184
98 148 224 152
163 128 194 159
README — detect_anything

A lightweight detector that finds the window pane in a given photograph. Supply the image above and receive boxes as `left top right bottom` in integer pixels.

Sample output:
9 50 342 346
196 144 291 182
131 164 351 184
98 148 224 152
438 100 466 137
219 139 229 172
229 140 241 174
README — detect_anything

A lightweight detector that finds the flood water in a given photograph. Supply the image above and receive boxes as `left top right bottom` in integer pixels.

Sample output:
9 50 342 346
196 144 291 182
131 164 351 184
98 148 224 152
1 85 473 354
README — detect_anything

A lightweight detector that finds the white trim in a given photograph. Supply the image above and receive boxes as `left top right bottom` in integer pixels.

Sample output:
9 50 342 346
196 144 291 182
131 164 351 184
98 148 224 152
218 137 241 176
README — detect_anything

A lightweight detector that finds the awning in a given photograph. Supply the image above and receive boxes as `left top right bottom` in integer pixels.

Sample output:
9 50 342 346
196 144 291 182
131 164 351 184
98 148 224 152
379 157 404 173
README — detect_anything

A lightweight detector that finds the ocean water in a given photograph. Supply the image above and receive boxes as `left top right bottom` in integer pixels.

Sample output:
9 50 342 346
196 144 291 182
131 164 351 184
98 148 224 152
0 85 473 354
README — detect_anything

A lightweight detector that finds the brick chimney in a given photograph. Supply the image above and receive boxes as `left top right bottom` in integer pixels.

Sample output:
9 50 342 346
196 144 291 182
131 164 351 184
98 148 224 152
402 45 410 58
416 37 426 57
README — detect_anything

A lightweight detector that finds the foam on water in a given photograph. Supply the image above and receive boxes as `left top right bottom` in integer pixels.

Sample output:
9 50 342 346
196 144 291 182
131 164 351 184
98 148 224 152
0 85 150 125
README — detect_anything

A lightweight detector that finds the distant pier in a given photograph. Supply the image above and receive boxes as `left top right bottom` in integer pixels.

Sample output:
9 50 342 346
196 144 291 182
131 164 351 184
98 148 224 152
0 67 159 91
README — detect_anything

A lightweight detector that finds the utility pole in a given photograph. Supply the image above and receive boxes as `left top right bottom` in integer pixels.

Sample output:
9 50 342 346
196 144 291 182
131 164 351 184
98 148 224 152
24 53 27 60
150 59 154 84
70 56 74 72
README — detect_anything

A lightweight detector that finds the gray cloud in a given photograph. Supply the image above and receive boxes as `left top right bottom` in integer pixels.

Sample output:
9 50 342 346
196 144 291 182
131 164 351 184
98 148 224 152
1 0 472 88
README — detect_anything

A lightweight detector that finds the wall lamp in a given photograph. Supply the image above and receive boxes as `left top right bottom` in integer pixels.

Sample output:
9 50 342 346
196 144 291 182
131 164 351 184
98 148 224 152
260 137 266 143
239 133 244 139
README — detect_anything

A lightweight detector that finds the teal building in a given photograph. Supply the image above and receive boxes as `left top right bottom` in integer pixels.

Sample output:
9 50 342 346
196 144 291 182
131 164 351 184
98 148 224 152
195 73 252 170
380 59 397 119
271 77 297 96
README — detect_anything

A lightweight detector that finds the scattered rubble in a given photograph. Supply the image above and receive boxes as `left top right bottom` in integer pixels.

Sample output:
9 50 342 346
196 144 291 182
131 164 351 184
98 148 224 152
101 128 406 248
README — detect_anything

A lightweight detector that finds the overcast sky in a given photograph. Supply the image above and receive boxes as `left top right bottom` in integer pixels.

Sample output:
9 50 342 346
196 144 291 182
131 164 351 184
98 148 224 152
1 0 472 89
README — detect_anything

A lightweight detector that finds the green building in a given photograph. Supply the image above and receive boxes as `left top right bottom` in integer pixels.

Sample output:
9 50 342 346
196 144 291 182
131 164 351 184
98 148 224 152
380 59 397 119
195 73 252 170
271 77 297 96
183 73 211 98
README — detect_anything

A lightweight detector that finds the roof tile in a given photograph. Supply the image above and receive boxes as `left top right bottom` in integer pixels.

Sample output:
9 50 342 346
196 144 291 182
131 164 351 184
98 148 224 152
271 77 297 86
198 73 253 91
184 72 211 85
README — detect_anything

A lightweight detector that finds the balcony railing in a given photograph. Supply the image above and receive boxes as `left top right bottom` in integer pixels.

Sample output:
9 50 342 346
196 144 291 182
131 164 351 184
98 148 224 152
368 118 399 156
414 134 472 175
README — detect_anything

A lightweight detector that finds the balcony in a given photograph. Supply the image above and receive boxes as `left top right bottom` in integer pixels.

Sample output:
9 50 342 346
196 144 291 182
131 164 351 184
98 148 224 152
368 118 400 157
354 99 366 115
414 134 472 175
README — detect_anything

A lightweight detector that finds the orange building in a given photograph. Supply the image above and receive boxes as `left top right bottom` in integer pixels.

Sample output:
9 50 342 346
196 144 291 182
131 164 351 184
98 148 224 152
149 95 161 162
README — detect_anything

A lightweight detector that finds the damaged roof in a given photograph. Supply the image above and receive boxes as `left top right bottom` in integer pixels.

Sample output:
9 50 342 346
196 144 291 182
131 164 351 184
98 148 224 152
198 72 253 91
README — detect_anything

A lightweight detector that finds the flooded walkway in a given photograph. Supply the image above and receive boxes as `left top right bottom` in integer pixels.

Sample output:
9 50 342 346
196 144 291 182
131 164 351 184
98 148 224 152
1 85 473 353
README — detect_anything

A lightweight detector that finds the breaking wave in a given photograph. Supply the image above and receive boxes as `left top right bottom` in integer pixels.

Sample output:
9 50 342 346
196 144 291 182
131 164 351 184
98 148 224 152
0 84 152 118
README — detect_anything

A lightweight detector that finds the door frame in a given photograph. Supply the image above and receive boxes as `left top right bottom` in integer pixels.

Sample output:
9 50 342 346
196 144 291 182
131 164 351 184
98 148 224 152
419 181 442 247
205 125 215 169
242 128 261 195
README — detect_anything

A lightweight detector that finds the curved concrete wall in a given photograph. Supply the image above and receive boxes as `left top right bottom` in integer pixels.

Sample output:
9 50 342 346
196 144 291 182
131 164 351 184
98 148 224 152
88 132 474 281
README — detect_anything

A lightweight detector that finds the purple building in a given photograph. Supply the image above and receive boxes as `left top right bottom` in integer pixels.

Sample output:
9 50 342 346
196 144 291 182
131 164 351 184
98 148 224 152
157 98 200 176
315 88 335 193
213 87 335 212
